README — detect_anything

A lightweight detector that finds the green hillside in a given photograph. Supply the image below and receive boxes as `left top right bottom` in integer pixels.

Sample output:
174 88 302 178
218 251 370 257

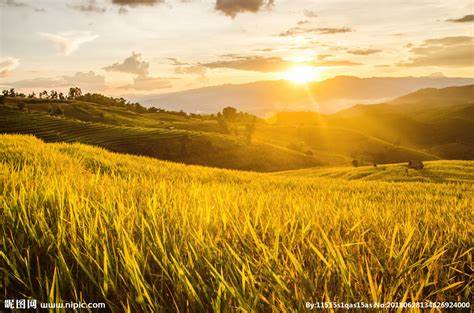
1 85 472 170
328 85 474 159
1 135 472 311
0 106 320 171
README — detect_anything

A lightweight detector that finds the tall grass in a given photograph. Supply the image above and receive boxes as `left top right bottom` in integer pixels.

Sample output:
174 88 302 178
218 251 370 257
1 135 472 311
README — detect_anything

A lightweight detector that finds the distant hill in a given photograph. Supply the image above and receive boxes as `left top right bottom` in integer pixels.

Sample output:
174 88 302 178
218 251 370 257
274 160 474 184
0 105 322 171
327 85 474 159
131 76 474 116
1 84 472 170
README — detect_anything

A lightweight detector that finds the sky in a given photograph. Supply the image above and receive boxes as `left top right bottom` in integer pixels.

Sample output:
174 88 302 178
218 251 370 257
0 0 473 95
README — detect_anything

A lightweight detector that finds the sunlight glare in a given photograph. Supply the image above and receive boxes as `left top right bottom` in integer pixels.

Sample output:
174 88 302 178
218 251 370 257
283 66 320 84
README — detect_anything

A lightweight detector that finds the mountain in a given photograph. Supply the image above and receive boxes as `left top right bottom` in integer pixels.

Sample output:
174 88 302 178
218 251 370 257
131 76 474 116
326 85 474 159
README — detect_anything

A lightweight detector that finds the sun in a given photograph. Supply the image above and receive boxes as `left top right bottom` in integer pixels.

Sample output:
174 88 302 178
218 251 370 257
283 65 320 84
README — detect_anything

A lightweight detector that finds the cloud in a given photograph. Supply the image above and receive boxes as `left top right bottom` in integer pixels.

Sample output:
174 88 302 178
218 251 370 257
6 71 106 90
68 0 106 13
297 20 310 26
347 48 382 55
447 14 474 23
314 60 361 66
215 0 274 18
103 52 149 77
39 31 99 56
202 56 293 72
166 57 189 66
398 36 474 67
109 0 275 17
120 76 173 90
317 54 332 60
304 10 318 18
0 0 27 7
0 57 19 77
111 0 164 6
175 65 207 76
279 27 352 37
201 55 361 72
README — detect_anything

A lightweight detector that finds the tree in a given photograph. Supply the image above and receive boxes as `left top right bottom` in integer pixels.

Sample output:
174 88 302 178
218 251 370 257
2 90 8 97
50 90 58 100
58 92 65 101
9 88 16 97
222 106 237 120
352 159 359 167
39 90 48 99
68 87 82 99
28 92 36 98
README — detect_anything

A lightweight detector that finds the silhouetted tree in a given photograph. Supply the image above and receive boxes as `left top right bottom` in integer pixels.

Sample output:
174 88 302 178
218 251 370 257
2 90 8 97
68 87 82 99
50 90 58 100
9 88 16 97
352 159 359 167
58 92 65 101
39 90 48 99
222 106 237 120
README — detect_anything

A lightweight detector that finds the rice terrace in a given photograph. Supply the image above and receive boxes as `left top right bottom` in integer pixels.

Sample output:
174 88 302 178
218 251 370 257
1 0 473 311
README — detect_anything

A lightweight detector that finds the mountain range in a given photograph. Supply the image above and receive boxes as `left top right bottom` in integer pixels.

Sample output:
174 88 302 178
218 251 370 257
131 75 474 116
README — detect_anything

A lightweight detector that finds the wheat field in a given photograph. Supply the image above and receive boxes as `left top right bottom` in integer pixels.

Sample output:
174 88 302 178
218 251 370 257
1 135 472 311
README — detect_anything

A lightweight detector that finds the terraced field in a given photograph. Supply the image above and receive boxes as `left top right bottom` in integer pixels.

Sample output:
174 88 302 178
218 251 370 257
0 106 320 171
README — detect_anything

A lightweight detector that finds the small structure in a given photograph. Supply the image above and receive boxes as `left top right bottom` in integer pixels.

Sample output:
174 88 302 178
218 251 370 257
407 160 424 170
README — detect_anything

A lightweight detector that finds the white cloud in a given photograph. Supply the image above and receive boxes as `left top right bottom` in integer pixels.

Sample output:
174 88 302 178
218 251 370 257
39 31 99 56
0 57 20 77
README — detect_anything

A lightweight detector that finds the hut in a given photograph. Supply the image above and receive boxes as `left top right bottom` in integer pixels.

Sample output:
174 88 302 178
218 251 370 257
407 160 424 170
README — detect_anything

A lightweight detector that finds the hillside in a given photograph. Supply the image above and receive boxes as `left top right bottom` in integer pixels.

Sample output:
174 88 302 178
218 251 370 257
1 84 472 169
0 106 321 171
1 135 472 311
275 160 474 183
132 76 474 115
329 85 474 159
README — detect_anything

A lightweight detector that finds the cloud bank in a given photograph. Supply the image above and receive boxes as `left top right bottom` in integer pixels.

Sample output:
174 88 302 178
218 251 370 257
398 36 474 67
5 71 106 90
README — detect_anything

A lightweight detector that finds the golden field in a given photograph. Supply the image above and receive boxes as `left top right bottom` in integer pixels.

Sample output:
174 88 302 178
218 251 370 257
1 135 472 311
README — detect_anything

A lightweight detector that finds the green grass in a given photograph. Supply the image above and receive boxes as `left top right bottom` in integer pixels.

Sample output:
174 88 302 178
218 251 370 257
1 134 472 311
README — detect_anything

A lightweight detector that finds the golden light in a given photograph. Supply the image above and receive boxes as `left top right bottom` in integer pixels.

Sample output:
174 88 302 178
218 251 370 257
283 65 320 84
